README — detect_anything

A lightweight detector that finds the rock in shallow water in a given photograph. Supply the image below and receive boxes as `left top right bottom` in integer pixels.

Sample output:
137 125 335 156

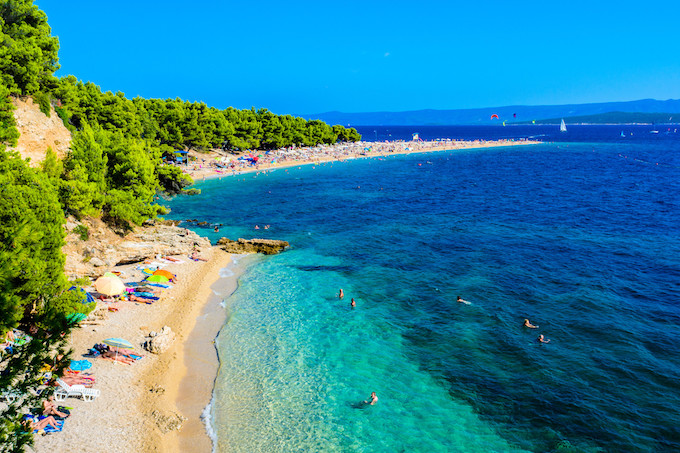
217 237 289 255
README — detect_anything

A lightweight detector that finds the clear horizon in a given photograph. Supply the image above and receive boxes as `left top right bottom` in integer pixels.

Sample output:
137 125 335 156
36 0 680 115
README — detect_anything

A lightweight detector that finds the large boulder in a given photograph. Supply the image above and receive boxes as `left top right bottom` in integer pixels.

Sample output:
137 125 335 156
217 238 289 255
145 326 176 354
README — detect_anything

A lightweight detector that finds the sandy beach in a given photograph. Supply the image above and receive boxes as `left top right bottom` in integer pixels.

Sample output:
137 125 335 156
32 139 540 453
32 247 237 453
183 138 540 182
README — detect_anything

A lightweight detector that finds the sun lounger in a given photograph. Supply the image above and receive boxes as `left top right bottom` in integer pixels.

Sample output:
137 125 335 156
54 378 100 402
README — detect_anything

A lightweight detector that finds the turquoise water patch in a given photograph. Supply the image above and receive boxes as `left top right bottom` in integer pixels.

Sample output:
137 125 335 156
167 138 680 452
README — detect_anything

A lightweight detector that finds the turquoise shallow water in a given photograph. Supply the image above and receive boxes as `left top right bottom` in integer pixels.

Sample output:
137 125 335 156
167 134 680 452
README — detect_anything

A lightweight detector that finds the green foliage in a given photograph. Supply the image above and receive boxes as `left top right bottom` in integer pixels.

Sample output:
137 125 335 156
0 148 86 452
0 82 19 146
157 164 193 195
73 224 88 241
61 125 108 218
32 91 50 116
0 0 60 95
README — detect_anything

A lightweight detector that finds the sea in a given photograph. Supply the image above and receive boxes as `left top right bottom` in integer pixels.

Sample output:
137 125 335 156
165 125 680 453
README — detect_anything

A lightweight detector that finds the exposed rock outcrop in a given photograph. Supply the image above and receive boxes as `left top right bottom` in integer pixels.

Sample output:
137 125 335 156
145 326 176 354
10 97 71 166
63 217 211 278
216 238 289 255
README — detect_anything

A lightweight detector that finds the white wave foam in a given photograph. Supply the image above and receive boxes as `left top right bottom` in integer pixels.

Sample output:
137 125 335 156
200 399 218 453
219 267 235 278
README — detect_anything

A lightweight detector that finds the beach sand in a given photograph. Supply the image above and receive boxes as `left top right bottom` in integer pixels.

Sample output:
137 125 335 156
32 247 235 453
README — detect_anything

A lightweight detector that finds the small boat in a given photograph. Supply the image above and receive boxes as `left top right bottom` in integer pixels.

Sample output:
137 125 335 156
560 119 567 132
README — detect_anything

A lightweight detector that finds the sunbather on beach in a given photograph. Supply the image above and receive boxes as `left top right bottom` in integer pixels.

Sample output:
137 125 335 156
128 294 154 303
100 351 135 364
23 414 59 432
59 375 95 387
42 396 69 418
190 251 208 261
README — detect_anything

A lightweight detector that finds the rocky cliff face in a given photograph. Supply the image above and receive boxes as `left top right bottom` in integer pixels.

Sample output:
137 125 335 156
217 237 289 255
9 97 71 166
63 217 211 278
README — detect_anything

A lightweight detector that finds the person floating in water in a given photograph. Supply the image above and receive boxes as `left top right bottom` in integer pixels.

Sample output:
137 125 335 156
351 298 356 309
523 319 539 329
364 392 378 405
456 295 470 305
537 334 550 343
214 226 219 233
338 289 344 299
254 225 260 230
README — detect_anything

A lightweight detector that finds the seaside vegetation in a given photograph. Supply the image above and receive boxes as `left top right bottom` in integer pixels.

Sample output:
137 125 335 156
0 1 359 449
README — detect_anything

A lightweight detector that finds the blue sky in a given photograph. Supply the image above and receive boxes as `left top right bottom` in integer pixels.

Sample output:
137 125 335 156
36 0 680 115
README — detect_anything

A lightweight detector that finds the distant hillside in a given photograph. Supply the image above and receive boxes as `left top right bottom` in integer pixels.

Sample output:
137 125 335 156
305 99 680 126
517 111 680 125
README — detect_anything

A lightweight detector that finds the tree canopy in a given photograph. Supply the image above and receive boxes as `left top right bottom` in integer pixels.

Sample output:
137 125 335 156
0 0 60 95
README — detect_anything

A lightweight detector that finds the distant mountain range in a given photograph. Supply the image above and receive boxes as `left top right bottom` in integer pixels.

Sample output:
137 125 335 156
304 99 680 126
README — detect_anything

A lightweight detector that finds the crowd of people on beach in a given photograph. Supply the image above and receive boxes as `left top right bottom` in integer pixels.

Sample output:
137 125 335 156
178 137 535 180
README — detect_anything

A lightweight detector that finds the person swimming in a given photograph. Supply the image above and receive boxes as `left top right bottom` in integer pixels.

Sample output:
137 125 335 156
523 319 539 329
338 289 344 299
456 295 470 305
351 298 356 309
538 334 550 343
364 392 378 405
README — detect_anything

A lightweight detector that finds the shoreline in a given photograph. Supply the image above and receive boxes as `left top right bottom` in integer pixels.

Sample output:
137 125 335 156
31 247 235 453
170 254 253 453
184 139 541 182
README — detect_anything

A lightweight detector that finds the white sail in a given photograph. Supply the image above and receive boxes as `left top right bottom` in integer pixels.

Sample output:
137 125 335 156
560 119 567 132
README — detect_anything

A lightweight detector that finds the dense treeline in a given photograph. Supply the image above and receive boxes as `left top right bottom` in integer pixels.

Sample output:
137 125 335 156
0 0 359 449
52 76 361 151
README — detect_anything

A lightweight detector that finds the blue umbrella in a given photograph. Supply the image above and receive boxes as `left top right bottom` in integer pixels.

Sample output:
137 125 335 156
69 360 92 372
68 286 95 304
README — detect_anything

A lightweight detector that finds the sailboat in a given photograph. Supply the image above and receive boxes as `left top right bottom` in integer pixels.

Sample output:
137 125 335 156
560 119 567 132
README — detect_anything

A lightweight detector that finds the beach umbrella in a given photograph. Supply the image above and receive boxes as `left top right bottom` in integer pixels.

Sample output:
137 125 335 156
103 338 134 363
146 275 170 283
67 286 95 304
69 360 92 372
66 312 87 325
94 276 125 296
152 269 175 279
103 338 133 350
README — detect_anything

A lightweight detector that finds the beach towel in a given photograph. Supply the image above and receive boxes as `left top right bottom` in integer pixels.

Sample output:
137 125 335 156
129 354 143 360
133 295 160 301
133 292 158 298
41 419 65 434
145 283 170 288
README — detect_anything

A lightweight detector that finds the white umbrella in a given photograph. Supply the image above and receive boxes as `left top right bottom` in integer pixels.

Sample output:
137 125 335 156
94 276 125 296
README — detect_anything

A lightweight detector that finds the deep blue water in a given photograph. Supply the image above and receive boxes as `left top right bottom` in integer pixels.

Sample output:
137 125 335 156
166 127 680 452
354 124 680 145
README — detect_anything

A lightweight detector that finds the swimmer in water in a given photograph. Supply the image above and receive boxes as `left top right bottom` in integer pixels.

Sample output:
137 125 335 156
537 334 550 343
523 319 539 329
338 289 344 299
351 298 356 309
364 392 378 405
456 295 470 305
